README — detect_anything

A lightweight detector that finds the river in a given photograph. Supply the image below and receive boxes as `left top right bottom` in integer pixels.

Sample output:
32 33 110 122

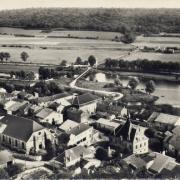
87 73 180 107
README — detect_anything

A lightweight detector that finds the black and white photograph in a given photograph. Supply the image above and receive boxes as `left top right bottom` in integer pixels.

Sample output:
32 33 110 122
0 0 180 179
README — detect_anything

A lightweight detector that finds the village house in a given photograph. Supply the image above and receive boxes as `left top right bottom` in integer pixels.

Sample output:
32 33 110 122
116 118 149 154
59 119 79 132
67 123 94 147
0 114 53 155
0 150 14 168
34 92 71 107
95 118 121 135
148 112 180 131
65 106 89 123
164 126 180 159
56 145 95 167
35 108 63 125
123 152 176 176
2 100 29 115
71 93 101 114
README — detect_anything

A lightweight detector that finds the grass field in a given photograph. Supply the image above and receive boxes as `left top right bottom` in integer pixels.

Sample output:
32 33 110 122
124 51 180 62
134 36 180 47
0 27 122 40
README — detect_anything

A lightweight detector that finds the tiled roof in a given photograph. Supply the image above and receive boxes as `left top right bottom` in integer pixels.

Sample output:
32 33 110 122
72 93 100 106
65 146 92 162
0 114 44 142
36 108 53 119
154 113 180 125
169 134 180 151
68 123 92 136
37 92 70 103
96 118 121 129
148 152 175 174
59 120 79 132
123 154 146 169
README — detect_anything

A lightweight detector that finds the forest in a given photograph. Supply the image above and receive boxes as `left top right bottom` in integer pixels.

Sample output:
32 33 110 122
0 8 180 34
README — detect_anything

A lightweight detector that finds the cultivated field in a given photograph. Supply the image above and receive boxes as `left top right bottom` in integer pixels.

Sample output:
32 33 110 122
0 27 122 40
125 52 180 62
134 36 180 48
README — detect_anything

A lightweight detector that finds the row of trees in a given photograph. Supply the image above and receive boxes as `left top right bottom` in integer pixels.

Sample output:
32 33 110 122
105 58 180 72
0 52 10 62
0 8 180 34
10 70 35 80
128 78 156 94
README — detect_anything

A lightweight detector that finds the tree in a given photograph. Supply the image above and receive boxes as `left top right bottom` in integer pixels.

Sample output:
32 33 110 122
114 77 122 86
95 147 108 161
145 80 156 94
75 57 82 65
88 55 96 67
60 60 67 66
128 78 139 90
20 51 29 62
121 32 136 44
4 52 10 62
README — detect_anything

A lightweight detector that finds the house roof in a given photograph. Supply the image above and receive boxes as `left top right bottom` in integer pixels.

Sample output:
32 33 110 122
72 93 100 107
68 123 92 136
172 126 180 135
123 154 146 169
59 120 79 132
116 118 147 141
96 118 121 129
65 146 93 162
6 101 28 112
36 108 53 119
148 152 175 174
168 134 180 151
37 92 70 103
154 113 180 125
0 150 13 165
0 114 44 142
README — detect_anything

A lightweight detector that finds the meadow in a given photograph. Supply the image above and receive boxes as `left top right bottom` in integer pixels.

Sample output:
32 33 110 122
125 52 180 62
0 28 180 64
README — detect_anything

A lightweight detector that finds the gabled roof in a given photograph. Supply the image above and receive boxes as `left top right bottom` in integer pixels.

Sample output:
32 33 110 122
116 118 147 142
36 108 53 119
37 92 70 103
59 120 79 132
154 113 180 125
148 152 175 174
0 114 44 142
72 93 101 107
68 123 92 136
65 146 93 162
168 134 180 151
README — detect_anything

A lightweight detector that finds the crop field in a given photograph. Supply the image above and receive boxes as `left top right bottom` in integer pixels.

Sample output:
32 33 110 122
0 46 130 65
134 36 180 48
125 52 180 62
0 27 122 40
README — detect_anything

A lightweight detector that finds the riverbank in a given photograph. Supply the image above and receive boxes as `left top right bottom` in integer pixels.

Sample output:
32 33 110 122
97 69 180 83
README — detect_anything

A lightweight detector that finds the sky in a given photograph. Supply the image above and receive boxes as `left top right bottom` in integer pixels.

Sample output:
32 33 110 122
0 0 180 10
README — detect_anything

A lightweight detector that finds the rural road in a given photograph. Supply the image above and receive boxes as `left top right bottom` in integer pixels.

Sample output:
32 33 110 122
69 66 123 100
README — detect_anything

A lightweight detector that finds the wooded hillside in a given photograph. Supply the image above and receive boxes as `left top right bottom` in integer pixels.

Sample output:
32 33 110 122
0 8 180 33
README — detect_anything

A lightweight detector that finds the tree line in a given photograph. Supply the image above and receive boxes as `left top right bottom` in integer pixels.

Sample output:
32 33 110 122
0 8 180 34
104 58 180 73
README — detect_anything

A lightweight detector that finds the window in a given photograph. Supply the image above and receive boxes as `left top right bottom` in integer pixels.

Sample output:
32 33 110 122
2 135 5 142
9 138 11 145
144 142 146 146
38 132 41 135
15 140 18 147
140 144 142 148
135 145 138 149
22 142 25 149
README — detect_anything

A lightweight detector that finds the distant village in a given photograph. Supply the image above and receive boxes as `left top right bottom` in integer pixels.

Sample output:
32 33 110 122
0 59 180 179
